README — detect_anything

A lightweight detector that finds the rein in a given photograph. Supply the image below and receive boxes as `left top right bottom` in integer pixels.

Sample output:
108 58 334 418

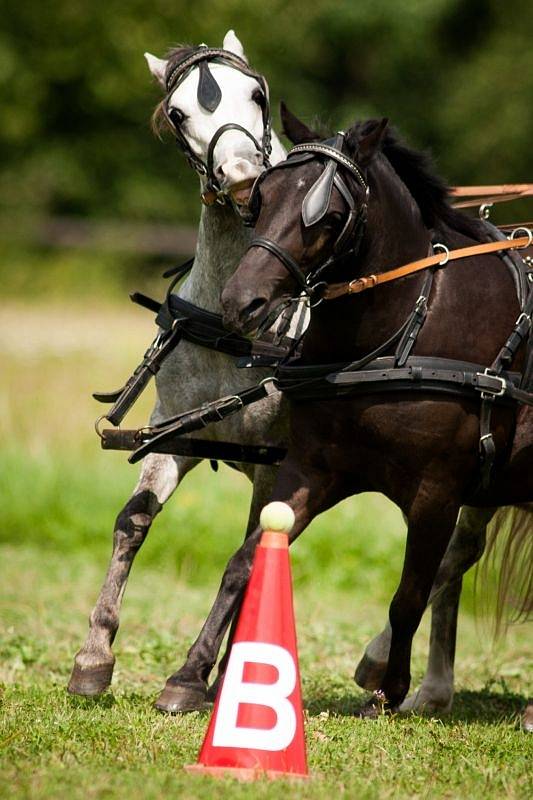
324 229 533 300
451 184 533 210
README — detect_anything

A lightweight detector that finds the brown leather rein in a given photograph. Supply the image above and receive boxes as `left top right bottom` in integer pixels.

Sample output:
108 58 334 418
324 231 533 300
450 184 533 209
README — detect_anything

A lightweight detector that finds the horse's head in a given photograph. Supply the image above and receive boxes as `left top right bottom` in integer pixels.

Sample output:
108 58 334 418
146 30 281 208
221 109 388 334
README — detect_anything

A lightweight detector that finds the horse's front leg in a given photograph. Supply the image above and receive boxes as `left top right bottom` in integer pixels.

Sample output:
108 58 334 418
154 464 278 713
370 486 462 711
154 456 338 713
68 453 193 696
206 466 287 703
400 506 494 713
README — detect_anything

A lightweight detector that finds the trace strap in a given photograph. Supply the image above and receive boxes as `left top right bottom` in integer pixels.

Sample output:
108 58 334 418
125 378 281 465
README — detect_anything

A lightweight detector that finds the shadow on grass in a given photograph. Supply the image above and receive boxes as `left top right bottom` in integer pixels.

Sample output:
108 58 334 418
305 688 528 725
66 689 216 720
447 689 527 725
305 692 365 717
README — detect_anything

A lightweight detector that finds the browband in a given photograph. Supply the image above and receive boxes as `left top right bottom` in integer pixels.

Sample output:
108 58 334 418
288 141 368 191
165 47 251 94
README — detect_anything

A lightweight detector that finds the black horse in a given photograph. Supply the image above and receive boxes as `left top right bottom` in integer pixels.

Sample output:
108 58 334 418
217 113 533 710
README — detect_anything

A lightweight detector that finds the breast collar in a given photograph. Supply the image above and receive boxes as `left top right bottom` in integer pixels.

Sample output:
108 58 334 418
161 46 273 204
246 132 369 302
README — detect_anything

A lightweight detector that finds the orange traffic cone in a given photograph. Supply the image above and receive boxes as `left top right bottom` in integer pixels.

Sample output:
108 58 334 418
185 502 309 781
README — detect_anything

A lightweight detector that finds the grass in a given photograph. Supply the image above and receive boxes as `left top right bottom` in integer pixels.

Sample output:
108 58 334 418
0 298 531 799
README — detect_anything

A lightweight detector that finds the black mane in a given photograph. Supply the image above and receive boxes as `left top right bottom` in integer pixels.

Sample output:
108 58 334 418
356 120 484 241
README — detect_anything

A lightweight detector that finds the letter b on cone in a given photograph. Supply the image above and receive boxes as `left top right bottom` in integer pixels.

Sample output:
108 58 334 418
213 642 297 751
186 503 308 780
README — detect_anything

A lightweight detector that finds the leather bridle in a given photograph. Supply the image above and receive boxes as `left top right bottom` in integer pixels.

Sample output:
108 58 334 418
246 132 369 302
161 46 272 205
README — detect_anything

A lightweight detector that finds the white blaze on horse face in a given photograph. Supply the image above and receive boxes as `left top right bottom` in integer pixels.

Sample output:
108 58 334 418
168 65 266 191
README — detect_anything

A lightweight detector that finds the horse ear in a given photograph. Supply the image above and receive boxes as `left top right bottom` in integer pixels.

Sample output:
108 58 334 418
223 30 248 64
280 101 321 144
347 118 388 166
144 53 168 88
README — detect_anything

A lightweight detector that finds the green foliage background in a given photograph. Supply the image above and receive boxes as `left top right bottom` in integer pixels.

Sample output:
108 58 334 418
2 0 532 229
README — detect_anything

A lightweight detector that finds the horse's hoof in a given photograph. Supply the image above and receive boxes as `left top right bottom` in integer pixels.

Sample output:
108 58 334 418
523 704 533 732
154 682 209 714
67 660 115 696
399 686 453 715
354 653 387 691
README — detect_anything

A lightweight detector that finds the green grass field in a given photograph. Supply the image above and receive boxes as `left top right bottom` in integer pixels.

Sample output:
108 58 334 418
1 298 531 799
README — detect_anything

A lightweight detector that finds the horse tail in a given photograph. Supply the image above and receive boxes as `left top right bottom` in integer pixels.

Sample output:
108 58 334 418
477 504 533 637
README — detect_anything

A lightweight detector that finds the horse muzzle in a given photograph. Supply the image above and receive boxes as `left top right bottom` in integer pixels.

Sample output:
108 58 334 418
228 178 256 205
202 177 257 207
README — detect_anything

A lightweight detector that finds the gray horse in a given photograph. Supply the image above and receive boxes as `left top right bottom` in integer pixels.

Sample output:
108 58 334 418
67 31 494 717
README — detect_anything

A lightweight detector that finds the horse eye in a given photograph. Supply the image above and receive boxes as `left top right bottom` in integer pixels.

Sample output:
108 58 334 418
169 107 186 127
327 210 344 228
252 88 266 109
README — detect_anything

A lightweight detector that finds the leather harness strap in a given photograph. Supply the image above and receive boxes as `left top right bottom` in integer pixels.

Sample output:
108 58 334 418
450 184 533 196
450 184 533 211
454 192 533 209
323 234 532 300
101 428 286 467
248 237 311 292
499 220 533 231
126 379 279 465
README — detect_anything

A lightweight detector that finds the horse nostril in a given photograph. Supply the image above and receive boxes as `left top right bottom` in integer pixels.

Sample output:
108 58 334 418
215 164 225 180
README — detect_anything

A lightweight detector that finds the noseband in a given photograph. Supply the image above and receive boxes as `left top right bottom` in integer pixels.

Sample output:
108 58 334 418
162 46 272 204
246 133 369 302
